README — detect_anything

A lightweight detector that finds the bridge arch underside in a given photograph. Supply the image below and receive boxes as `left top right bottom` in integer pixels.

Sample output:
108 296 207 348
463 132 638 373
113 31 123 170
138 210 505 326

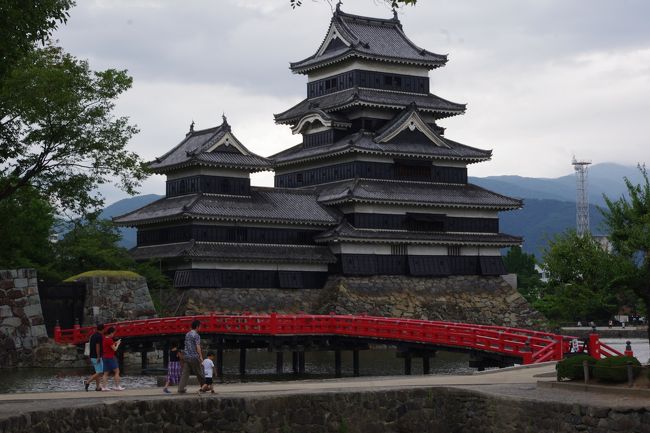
121 333 522 374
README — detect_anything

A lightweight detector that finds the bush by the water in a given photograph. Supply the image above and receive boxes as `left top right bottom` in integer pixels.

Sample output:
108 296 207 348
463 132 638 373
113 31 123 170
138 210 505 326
593 356 641 382
556 354 596 380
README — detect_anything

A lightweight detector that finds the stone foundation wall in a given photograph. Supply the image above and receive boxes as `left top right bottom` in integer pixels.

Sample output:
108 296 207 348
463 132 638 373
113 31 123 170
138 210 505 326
76 275 157 324
0 269 49 367
167 275 546 329
1 387 648 433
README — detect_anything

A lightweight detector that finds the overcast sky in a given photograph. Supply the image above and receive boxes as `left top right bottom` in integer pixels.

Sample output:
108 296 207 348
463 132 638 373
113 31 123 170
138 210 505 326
53 0 650 205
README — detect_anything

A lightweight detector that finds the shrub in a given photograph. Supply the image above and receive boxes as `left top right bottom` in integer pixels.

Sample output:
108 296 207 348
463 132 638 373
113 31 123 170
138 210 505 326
556 354 596 380
593 356 641 383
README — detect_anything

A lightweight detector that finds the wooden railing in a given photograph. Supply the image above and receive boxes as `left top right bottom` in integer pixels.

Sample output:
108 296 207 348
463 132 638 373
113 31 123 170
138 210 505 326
53 313 602 365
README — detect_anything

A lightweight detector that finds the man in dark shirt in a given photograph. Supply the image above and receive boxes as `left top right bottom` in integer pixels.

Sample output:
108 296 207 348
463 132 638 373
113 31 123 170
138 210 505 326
83 323 105 391
178 320 206 393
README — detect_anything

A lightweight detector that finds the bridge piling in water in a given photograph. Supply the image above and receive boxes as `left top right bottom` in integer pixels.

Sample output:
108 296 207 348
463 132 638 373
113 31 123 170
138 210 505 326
353 349 360 377
276 352 284 374
334 350 342 377
216 348 224 379
404 353 412 375
239 347 247 377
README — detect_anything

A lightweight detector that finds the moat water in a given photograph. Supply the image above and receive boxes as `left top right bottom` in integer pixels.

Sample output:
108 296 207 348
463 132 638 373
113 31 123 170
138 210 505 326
0 339 647 394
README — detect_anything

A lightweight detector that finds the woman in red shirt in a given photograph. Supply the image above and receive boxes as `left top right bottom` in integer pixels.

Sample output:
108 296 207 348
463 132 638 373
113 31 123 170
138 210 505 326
101 327 124 391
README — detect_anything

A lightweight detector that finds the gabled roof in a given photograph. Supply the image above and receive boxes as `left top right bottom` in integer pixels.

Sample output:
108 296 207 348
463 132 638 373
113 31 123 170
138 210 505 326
270 130 492 167
148 118 272 174
274 88 465 125
113 188 341 227
130 241 336 264
314 221 522 247
374 103 450 146
315 178 522 210
290 6 447 74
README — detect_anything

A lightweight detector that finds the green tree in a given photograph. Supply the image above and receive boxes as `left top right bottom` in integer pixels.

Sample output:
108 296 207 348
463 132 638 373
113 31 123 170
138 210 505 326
602 165 650 344
0 187 55 271
503 246 543 302
50 218 171 291
0 0 73 79
0 45 146 214
537 231 625 323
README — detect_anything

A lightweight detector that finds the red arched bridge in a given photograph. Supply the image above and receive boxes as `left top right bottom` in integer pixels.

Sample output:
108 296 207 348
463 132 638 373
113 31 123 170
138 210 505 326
54 313 622 375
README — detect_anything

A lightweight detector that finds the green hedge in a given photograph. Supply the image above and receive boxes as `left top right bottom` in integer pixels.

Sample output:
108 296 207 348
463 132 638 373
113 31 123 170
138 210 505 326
556 354 596 380
593 356 641 383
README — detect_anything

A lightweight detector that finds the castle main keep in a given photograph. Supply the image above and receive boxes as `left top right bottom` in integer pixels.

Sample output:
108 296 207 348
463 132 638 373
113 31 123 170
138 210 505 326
115 7 523 296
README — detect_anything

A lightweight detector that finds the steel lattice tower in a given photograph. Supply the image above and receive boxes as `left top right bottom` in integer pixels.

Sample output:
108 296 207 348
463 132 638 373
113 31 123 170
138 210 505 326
572 157 592 237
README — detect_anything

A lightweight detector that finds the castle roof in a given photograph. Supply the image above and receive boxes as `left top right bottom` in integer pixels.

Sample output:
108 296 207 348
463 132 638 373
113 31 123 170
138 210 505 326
113 188 340 227
290 7 447 74
130 241 336 264
271 131 491 167
315 221 522 247
148 119 271 174
274 88 465 125
315 178 522 210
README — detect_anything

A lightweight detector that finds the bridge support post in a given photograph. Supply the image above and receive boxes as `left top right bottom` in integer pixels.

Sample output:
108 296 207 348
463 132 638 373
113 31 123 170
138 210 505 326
163 342 169 369
404 353 412 375
141 350 148 371
217 348 224 380
334 350 342 378
292 351 299 374
276 352 284 374
422 356 430 375
353 349 360 377
118 350 125 374
298 351 305 374
239 348 247 377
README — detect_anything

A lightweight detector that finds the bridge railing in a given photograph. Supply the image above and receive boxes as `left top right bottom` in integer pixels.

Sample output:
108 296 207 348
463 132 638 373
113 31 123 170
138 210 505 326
54 313 582 364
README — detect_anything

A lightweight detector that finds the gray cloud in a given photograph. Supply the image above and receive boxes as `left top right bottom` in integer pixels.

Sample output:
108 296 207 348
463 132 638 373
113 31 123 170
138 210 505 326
53 0 650 203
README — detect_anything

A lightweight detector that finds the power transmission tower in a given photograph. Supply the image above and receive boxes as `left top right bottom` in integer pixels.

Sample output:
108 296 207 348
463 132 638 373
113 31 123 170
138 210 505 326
572 157 592 237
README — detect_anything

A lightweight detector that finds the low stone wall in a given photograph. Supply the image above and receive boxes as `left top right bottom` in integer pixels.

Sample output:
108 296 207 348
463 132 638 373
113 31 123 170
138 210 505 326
168 275 546 329
1 387 648 433
0 269 48 367
75 275 157 324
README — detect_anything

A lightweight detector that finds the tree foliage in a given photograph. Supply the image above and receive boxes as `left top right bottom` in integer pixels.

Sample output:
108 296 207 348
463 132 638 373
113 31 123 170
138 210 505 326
536 231 625 322
0 0 74 79
0 45 146 214
503 246 543 302
0 187 55 271
602 165 650 343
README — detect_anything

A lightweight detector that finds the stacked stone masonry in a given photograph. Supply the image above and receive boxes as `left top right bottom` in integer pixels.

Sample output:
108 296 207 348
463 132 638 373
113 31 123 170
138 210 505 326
0 269 49 368
78 275 157 325
168 275 547 329
1 387 648 433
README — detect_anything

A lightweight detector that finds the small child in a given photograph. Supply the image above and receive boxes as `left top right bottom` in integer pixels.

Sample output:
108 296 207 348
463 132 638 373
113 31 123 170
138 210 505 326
201 352 215 393
163 341 181 394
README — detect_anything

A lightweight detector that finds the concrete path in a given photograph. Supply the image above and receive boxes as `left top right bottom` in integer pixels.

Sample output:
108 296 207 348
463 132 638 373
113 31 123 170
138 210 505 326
0 362 648 420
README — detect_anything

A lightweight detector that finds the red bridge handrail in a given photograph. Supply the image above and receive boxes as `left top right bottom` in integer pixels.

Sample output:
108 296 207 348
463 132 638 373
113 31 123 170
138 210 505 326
53 313 589 364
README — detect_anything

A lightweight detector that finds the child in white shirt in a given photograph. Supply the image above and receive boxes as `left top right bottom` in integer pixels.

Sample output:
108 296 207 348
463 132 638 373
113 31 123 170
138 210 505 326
201 352 215 393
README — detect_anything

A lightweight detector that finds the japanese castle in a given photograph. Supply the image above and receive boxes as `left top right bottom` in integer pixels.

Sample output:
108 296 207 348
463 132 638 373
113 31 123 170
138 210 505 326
115 6 522 290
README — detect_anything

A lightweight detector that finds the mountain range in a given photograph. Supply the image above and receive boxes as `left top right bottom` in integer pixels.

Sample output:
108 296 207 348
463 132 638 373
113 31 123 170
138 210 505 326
102 163 643 258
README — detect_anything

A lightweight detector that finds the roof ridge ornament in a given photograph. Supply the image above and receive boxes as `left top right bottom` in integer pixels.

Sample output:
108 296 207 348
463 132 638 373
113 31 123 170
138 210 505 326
221 113 231 131
335 1 342 13
392 7 398 21
187 120 195 136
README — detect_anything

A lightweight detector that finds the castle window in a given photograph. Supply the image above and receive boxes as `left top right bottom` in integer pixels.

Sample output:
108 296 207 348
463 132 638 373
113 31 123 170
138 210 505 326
391 244 407 255
448 246 461 256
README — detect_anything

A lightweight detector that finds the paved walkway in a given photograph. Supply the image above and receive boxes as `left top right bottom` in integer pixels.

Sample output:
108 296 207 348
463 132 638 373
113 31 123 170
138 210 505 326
0 363 648 420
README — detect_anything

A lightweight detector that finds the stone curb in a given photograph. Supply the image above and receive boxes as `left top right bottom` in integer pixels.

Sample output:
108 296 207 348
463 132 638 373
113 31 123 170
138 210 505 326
538 380 650 399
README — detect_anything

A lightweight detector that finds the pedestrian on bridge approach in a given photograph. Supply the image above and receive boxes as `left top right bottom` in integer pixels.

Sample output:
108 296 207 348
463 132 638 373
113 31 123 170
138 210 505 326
178 320 206 394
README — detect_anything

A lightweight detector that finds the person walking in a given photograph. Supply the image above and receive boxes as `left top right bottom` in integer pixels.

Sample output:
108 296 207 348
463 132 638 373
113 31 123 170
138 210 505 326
83 323 105 391
201 352 216 393
163 341 181 394
101 327 125 391
178 320 206 394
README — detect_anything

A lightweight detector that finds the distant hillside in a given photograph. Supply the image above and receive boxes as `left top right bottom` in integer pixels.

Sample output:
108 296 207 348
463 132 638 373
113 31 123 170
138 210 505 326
100 194 161 247
500 199 606 257
102 163 641 254
471 163 642 206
